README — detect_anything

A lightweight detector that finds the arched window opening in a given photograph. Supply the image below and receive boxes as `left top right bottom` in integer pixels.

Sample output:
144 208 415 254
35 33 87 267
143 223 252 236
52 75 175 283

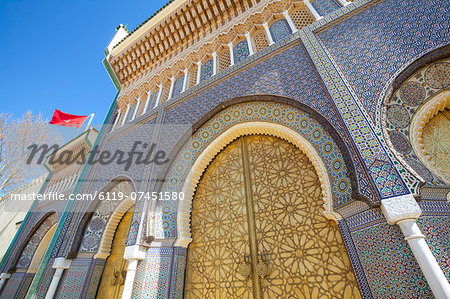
159 81 171 103
136 91 148 116
218 48 231 72
291 7 316 29
16 213 58 270
187 64 198 88
128 99 140 122
147 89 159 110
253 30 270 52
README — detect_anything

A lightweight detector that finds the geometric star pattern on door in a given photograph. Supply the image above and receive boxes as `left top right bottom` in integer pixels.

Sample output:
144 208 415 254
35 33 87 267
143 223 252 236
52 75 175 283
185 135 361 298
422 109 450 181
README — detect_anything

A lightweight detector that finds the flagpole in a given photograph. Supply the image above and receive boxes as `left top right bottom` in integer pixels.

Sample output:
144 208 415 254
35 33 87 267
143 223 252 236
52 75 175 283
84 113 95 132
75 123 82 136
75 113 94 136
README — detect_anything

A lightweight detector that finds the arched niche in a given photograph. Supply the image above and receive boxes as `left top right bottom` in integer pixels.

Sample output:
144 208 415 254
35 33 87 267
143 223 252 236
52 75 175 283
13 212 58 271
67 177 136 258
94 198 135 259
27 224 56 274
382 56 450 186
75 179 135 259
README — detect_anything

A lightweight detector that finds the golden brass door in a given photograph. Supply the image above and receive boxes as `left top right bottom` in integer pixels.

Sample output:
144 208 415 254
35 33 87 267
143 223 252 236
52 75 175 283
185 135 361 298
422 108 450 178
97 207 134 299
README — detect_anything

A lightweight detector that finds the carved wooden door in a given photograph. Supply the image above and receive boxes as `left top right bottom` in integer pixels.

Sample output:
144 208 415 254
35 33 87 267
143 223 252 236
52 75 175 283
184 135 361 298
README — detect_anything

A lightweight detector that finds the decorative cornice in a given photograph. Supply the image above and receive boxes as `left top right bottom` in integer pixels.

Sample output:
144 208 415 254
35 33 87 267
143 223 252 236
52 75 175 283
108 0 299 86
111 0 183 53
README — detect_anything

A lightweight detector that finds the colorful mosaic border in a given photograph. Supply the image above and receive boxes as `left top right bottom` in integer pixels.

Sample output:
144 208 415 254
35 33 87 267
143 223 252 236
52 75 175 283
339 220 374 299
83 258 106 299
342 201 449 298
168 247 187 299
314 0 450 194
300 26 409 199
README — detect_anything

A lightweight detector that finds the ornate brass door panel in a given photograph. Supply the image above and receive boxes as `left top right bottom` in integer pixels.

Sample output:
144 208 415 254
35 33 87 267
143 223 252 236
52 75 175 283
97 208 134 299
185 140 254 298
422 108 450 178
185 135 361 298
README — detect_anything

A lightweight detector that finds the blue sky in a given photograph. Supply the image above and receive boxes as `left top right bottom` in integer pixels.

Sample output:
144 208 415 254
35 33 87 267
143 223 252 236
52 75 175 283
0 0 168 124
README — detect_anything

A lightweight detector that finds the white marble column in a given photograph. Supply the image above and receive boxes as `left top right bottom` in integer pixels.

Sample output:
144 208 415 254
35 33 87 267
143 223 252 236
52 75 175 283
0 273 11 292
228 43 235 66
155 85 163 108
245 32 254 55
381 195 450 299
131 99 140 121
121 104 130 126
304 0 323 20
67 176 74 189
69 174 76 188
142 92 151 115
55 180 62 193
182 69 188 92
282 10 298 33
168 77 175 100
336 0 351 6
45 258 72 299
212 52 217 75
112 111 121 131
196 61 202 84
263 22 274 45
61 178 70 192
121 245 146 299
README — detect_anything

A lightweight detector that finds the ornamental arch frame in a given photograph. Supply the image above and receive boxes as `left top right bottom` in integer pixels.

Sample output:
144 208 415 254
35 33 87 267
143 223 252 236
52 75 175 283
409 90 450 184
378 45 450 189
67 176 136 259
93 195 135 259
26 223 57 274
9 211 58 273
175 121 340 248
151 96 371 243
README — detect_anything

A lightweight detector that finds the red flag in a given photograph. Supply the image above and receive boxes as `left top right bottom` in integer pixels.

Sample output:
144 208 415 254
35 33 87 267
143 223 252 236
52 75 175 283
49 109 89 128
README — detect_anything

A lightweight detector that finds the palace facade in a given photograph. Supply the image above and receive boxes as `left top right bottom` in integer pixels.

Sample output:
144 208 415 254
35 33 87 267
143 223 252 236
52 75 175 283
1 0 449 298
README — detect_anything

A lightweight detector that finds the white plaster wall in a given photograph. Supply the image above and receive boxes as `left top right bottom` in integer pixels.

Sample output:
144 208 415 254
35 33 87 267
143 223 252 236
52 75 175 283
0 175 46 260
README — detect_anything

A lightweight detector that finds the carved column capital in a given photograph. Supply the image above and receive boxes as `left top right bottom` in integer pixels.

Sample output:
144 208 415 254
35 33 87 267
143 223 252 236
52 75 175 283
52 257 72 270
0 273 11 280
381 194 422 225
123 245 146 260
